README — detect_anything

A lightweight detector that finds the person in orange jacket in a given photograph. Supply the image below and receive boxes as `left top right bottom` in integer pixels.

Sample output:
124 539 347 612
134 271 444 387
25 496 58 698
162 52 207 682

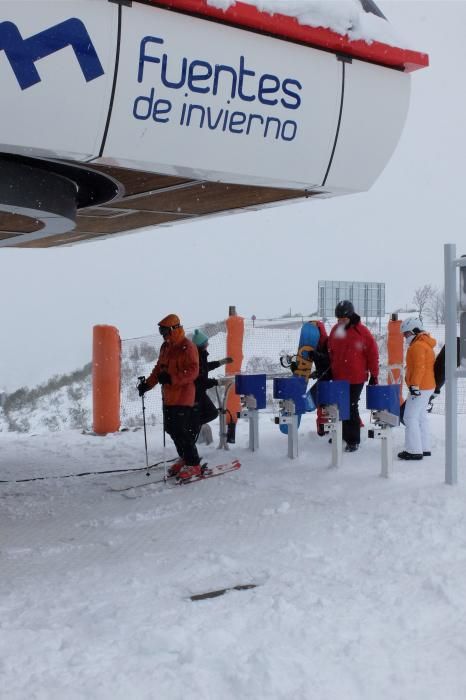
398 317 436 461
138 313 202 480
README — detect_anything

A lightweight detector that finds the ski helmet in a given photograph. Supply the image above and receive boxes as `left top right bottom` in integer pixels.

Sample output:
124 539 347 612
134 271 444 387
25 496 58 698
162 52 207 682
158 313 181 336
335 300 355 318
400 317 424 334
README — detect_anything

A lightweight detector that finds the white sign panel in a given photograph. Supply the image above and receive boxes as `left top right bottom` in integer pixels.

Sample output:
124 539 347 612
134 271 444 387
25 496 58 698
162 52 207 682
0 0 118 161
0 0 412 194
318 280 385 318
325 58 410 193
103 3 342 189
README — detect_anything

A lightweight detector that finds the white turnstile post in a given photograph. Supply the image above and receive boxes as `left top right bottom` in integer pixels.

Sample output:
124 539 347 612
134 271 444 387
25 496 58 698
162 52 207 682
240 395 260 452
322 405 343 467
278 399 299 459
367 410 399 478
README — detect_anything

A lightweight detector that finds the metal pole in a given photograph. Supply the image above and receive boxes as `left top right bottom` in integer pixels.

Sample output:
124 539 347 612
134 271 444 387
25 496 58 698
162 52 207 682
331 420 343 467
137 376 150 474
288 414 299 459
249 410 259 451
141 392 149 472
444 244 458 485
380 431 392 479
216 382 232 450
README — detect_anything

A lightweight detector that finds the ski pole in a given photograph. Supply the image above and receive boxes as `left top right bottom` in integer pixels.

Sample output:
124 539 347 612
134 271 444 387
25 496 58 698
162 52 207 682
162 406 168 482
138 376 150 476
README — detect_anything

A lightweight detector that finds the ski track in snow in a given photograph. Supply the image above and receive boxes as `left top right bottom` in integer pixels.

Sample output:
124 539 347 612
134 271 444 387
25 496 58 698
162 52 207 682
1 414 466 699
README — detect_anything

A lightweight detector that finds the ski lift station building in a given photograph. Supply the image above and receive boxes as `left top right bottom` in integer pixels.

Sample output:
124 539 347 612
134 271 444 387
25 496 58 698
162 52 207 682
0 0 428 248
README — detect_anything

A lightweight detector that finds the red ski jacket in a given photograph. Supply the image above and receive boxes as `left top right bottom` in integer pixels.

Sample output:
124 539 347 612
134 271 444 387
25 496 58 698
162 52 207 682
312 319 328 351
328 317 379 384
146 331 199 406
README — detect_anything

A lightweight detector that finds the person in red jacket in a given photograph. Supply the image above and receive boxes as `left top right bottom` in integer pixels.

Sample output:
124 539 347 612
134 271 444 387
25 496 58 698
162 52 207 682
138 313 201 481
328 300 379 451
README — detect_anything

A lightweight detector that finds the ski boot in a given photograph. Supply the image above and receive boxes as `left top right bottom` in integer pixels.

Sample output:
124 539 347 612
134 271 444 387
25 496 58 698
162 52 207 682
177 463 202 482
397 451 423 461
167 458 185 478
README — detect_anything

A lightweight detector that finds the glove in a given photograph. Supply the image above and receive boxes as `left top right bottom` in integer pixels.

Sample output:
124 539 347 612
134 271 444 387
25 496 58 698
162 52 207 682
434 388 441 395
409 385 421 397
368 375 378 386
158 371 171 385
137 380 148 397
218 357 233 366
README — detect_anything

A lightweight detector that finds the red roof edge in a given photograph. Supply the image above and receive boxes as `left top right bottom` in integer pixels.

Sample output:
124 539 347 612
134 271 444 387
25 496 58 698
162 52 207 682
143 0 429 72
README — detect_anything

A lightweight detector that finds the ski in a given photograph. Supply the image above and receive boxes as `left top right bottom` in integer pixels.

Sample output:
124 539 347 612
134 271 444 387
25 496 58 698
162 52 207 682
190 583 256 601
110 459 240 492
109 473 173 492
169 459 241 487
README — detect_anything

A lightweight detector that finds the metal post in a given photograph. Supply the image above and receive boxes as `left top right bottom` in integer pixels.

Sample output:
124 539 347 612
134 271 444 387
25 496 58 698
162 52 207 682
288 414 299 459
444 244 458 485
380 430 392 478
137 376 150 473
331 420 343 467
248 409 259 451
216 382 232 450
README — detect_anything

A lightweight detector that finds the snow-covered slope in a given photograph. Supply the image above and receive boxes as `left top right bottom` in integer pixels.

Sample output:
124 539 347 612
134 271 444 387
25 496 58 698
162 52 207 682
1 411 466 699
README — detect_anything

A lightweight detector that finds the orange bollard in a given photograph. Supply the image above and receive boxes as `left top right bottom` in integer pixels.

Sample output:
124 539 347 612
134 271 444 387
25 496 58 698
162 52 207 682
225 307 244 433
387 315 404 401
92 325 121 434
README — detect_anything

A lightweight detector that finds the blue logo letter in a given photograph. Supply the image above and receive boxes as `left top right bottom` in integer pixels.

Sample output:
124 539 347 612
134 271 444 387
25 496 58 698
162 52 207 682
0 18 104 90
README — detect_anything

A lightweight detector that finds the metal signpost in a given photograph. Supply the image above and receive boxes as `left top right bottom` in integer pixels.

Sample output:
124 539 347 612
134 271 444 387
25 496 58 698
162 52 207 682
318 280 385 328
444 244 466 485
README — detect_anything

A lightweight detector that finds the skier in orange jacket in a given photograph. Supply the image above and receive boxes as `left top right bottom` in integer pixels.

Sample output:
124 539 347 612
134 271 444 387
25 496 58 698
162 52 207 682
398 317 436 461
138 313 202 480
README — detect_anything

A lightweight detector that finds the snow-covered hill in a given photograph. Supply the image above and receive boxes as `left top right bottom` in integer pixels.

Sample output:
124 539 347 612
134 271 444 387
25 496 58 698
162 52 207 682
0 365 92 434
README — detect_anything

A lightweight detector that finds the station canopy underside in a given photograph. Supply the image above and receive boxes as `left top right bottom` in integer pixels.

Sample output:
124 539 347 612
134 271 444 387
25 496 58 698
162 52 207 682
0 0 428 248
0 166 310 248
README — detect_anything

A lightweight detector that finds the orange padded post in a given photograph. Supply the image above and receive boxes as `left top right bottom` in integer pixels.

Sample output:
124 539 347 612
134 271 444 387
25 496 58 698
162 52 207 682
387 315 403 401
92 325 121 434
225 307 244 424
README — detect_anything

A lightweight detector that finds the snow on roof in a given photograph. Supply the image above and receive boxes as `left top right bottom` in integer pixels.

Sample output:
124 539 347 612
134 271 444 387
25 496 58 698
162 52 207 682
206 0 408 49
149 0 428 71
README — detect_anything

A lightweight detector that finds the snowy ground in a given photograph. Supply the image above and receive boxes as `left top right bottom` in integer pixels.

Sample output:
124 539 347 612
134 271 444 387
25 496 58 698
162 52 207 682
2 411 466 700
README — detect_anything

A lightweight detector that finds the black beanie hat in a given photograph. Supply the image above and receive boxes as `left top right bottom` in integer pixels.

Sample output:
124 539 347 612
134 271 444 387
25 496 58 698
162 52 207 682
335 300 355 318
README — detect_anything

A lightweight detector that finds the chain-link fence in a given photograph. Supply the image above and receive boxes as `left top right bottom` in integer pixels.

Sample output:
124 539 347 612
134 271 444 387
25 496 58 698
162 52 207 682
120 318 466 430
120 320 298 430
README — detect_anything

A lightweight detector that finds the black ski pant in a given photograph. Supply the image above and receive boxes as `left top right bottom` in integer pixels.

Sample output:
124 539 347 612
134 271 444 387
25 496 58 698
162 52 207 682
163 405 200 466
343 383 364 446
193 393 219 441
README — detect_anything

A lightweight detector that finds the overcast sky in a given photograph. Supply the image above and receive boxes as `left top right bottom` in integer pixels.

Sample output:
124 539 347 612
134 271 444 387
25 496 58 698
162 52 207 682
1 1 465 392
